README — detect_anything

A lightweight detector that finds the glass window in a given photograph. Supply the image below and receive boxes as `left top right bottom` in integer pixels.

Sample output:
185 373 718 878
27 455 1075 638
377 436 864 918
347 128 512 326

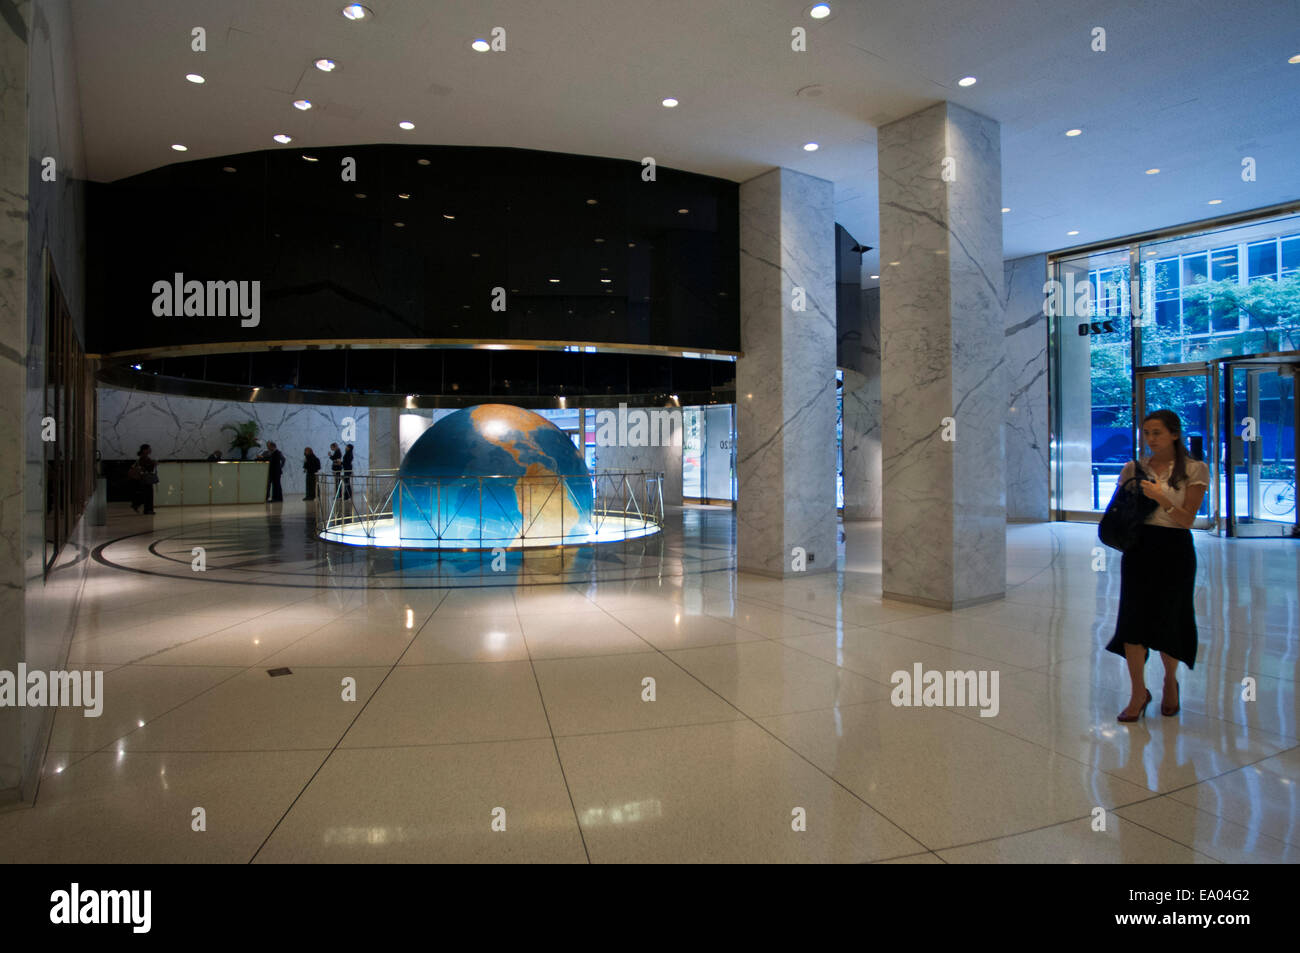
1282 236 1299 276
1248 240 1277 281
1210 246 1239 282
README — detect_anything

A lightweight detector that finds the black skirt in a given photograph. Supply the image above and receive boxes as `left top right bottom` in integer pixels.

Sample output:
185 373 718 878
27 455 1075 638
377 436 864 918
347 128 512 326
1106 523 1198 668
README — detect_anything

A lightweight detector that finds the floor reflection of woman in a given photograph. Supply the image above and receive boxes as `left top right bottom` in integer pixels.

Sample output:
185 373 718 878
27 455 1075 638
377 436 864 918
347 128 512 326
1106 409 1209 723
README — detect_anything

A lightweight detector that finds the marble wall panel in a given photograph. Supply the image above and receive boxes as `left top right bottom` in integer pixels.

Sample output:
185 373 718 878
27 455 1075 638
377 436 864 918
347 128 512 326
1004 254 1050 521
97 387 371 498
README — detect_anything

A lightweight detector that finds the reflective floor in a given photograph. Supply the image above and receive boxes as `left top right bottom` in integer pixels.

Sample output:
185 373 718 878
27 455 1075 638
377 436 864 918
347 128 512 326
2 502 1297 863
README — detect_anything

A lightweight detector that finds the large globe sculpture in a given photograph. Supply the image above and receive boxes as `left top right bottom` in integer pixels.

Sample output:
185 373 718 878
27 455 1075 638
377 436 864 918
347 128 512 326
395 404 594 547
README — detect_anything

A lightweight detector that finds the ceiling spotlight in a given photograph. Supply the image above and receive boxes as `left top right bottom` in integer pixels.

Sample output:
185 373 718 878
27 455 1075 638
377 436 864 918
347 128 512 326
222 166 236 173
293 99 312 110
1208 199 1223 205
600 278 611 283
417 158 431 166
273 134 292 143
1065 128 1082 136
442 213 455 220
677 208 689 214
957 76 977 87
355 192 366 198
1001 207 1010 213
185 73 205 84
803 142 820 151
393 222 404 227
341 4 371 20
302 155 318 162
810 3 831 18
594 238 605 243
548 278 560 283
1290 54 1300 64
1145 168 1160 175
315 58 338 72
1067 229 1080 236
662 97 679 107
586 198 598 205
397 192 410 199
171 143 188 151
471 39 490 52
398 120 415 130
869 274 879 279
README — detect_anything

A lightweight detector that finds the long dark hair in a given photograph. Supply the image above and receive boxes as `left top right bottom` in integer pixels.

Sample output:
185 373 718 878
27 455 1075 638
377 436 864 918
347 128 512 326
1141 409 1189 489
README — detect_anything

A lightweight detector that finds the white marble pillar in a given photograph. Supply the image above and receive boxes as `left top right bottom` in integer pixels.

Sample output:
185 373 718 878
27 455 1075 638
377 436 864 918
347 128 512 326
0 0 29 797
878 102 1007 608
737 168 837 576
842 287 882 520
1004 254 1050 521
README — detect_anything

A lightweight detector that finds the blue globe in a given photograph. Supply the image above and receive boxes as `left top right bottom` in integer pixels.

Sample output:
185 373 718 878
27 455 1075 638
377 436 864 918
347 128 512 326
395 404 594 546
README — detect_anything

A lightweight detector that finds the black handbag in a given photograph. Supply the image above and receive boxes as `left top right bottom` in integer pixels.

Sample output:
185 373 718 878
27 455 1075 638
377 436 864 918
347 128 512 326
1098 460 1159 551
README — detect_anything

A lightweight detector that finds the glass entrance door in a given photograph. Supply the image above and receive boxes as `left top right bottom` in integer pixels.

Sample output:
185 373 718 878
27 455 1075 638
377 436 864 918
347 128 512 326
1134 365 1217 530
1224 362 1298 537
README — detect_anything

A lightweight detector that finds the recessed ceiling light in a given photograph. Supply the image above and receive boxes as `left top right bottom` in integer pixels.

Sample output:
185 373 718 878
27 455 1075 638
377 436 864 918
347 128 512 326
628 242 636 247
662 97 678 107
443 213 454 220
957 76 977 87
870 274 879 279
810 3 831 18
397 192 410 199
341 4 371 20
803 142 820 151
888 260 900 266
417 158 431 166
222 166 236 173
293 99 312 110
1065 128 1082 136
677 208 689 214
1067 230 1079 236
1145 168 1160 175
171 143 188 151
600 278 611 283
302 155 318 162
186 73 205 84
548 278 560 283
393 222 404 227
1001 207 1010 213
273 134 292 143
315 58 337 72
594 238 605 243
470 252 480 257
398 120 415 130
1208 199 1223 205
586 198 598 205
1290 54 1300 64
471 39 490 52
355 193 366 198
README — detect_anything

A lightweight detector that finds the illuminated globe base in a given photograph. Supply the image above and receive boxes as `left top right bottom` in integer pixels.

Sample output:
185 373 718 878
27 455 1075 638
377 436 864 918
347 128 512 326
319 514 661 549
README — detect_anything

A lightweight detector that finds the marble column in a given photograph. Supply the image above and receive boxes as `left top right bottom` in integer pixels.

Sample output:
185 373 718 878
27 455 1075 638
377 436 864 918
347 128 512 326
737 168 837 577
0 0 29 797
842 287 882 520
369 405 400 471
878 102 1007 608
1003 254 1050 521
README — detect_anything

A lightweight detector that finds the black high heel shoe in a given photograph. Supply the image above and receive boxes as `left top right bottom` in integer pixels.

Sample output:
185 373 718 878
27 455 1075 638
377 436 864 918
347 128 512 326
1118 689 1151 723
1162 681 1180 717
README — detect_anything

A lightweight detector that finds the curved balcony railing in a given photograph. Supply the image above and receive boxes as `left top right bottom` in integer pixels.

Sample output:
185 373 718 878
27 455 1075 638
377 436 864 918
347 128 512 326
314 469 664 548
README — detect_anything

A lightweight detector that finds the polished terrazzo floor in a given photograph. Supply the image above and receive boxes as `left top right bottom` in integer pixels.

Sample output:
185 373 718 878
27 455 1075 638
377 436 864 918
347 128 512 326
2 501 1297 863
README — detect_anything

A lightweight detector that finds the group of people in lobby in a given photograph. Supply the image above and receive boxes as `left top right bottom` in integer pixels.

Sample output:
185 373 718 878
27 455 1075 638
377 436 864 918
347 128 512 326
126 441 354 510
258 442 353 503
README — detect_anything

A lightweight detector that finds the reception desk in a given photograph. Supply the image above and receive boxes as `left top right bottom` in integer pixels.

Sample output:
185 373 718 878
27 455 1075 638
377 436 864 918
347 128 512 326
155 461 269 506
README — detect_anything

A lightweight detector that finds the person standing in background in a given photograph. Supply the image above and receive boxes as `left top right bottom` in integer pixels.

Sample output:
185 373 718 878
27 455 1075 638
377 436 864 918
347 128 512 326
264 440 286 503
341 443 354 501
302 447 321 500
129 444 157 514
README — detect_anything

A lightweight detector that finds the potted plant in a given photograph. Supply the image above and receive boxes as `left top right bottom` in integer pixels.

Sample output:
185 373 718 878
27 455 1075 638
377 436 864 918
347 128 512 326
221 420 262 460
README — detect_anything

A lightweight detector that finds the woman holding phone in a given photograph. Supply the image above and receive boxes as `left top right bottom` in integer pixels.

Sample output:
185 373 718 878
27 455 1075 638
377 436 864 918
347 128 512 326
1106 409 1209 722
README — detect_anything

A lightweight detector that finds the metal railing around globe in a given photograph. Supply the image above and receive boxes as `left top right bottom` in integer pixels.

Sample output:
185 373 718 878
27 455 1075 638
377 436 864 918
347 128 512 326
314 469 665 548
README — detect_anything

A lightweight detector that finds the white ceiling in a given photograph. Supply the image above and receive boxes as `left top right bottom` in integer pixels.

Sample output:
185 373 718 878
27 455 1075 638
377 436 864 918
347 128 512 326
68 0 1300 283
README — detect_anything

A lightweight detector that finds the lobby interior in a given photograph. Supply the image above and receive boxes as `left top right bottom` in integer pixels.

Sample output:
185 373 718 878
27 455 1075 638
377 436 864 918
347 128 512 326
1 0 1297 864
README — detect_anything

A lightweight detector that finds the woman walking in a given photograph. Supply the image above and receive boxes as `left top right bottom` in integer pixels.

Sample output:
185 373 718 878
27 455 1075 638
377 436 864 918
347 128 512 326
1106 409 1209 722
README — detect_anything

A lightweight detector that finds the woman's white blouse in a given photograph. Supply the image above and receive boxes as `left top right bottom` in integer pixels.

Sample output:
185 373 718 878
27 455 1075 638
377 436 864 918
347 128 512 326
1137 457 1210 527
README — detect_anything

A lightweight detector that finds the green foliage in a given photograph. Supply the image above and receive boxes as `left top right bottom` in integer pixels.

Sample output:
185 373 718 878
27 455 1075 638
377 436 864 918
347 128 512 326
221 420 262 460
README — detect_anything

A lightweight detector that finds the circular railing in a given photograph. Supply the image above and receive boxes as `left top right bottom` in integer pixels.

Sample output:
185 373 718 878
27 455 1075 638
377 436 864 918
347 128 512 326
314 469 664 549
